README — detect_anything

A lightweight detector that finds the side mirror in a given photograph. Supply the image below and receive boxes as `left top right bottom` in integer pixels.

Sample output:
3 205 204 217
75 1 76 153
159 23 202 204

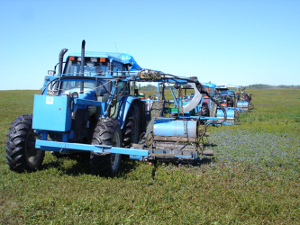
48 70 56 75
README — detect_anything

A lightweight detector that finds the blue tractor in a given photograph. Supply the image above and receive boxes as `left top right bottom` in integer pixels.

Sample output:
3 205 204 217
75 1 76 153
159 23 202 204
6 40 217 176
210 84 238 125
236 87 253 112
215 84 253 112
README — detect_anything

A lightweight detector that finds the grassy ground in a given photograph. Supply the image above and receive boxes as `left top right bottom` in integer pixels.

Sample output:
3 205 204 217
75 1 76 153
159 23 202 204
0 89 300 224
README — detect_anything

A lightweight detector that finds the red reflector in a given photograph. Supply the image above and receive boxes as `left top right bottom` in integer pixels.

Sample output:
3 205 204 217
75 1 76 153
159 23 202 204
69 56 75 61
100 58 106 62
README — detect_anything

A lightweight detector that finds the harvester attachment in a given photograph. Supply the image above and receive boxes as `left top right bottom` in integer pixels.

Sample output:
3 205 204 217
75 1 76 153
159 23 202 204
133 97 213 164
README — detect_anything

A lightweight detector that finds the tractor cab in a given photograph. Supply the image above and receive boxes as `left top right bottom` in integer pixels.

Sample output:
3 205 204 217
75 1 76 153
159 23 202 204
45 52 136 101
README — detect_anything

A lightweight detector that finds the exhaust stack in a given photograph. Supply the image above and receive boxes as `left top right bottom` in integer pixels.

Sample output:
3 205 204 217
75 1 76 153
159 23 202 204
58 48 68 75
80 40 86 94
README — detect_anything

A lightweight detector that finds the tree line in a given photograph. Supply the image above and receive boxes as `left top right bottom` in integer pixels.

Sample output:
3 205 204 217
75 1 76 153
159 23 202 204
246 84 300 89
137 83 300 91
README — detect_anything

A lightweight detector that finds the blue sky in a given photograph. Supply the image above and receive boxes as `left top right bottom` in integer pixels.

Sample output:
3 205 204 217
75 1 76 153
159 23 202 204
0 0 299 90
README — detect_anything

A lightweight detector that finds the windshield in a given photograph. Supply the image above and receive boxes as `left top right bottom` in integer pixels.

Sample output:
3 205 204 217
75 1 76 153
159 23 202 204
64 58 109 76
61 80 97 92
47 78 113 96
60 80 112 95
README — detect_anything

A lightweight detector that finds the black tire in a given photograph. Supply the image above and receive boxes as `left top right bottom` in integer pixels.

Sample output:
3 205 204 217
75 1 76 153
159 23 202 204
199 104 209 117
5 114 45 173
90 118 122 176
227 97 234 107
122 103 141 148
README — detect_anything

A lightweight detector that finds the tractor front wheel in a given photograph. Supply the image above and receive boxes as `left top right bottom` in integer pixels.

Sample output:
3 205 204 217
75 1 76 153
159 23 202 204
90 118 122 176
5 114 45 172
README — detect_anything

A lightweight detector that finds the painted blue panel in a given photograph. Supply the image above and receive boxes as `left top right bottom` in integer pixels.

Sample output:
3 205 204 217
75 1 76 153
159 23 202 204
217 109 234 119
153 119 197 137
237 101 249 107
216 109 224 118
227 109 235 119
222 122 235 126
202 83 216 88
32 95 71 132
74 98 102 107
35 139 149 157
79 90 97 101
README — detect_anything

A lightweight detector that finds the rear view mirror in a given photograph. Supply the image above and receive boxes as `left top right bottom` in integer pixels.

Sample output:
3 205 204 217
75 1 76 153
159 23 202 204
48 70 56 75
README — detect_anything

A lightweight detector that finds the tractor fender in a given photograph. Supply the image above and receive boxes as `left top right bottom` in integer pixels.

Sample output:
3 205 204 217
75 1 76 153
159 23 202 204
117 96 140 129
183 83 202 113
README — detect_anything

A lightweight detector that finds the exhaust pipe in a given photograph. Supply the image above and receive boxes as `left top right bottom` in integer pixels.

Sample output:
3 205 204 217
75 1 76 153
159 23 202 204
58 48 68 75
80 40 86 94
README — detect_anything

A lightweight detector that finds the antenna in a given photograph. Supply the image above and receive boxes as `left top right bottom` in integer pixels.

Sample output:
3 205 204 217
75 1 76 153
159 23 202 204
114 42 118 52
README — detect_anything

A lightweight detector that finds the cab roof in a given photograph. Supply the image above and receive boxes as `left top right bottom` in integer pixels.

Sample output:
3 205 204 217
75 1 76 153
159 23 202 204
68 51 141 70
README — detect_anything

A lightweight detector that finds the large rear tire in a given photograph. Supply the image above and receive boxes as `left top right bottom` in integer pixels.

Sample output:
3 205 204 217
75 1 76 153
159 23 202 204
5 114 45 173
122 103 141 148
90 118 122 176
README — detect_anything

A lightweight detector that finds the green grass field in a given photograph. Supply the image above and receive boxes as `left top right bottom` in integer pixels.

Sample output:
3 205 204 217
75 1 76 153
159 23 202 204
0 89 300 224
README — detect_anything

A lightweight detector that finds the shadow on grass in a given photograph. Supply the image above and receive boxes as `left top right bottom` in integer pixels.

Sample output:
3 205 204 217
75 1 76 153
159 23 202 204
41 160 63 171
41 153 140 177
41 152 90 176
65 153 91 176
117 156 141 178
